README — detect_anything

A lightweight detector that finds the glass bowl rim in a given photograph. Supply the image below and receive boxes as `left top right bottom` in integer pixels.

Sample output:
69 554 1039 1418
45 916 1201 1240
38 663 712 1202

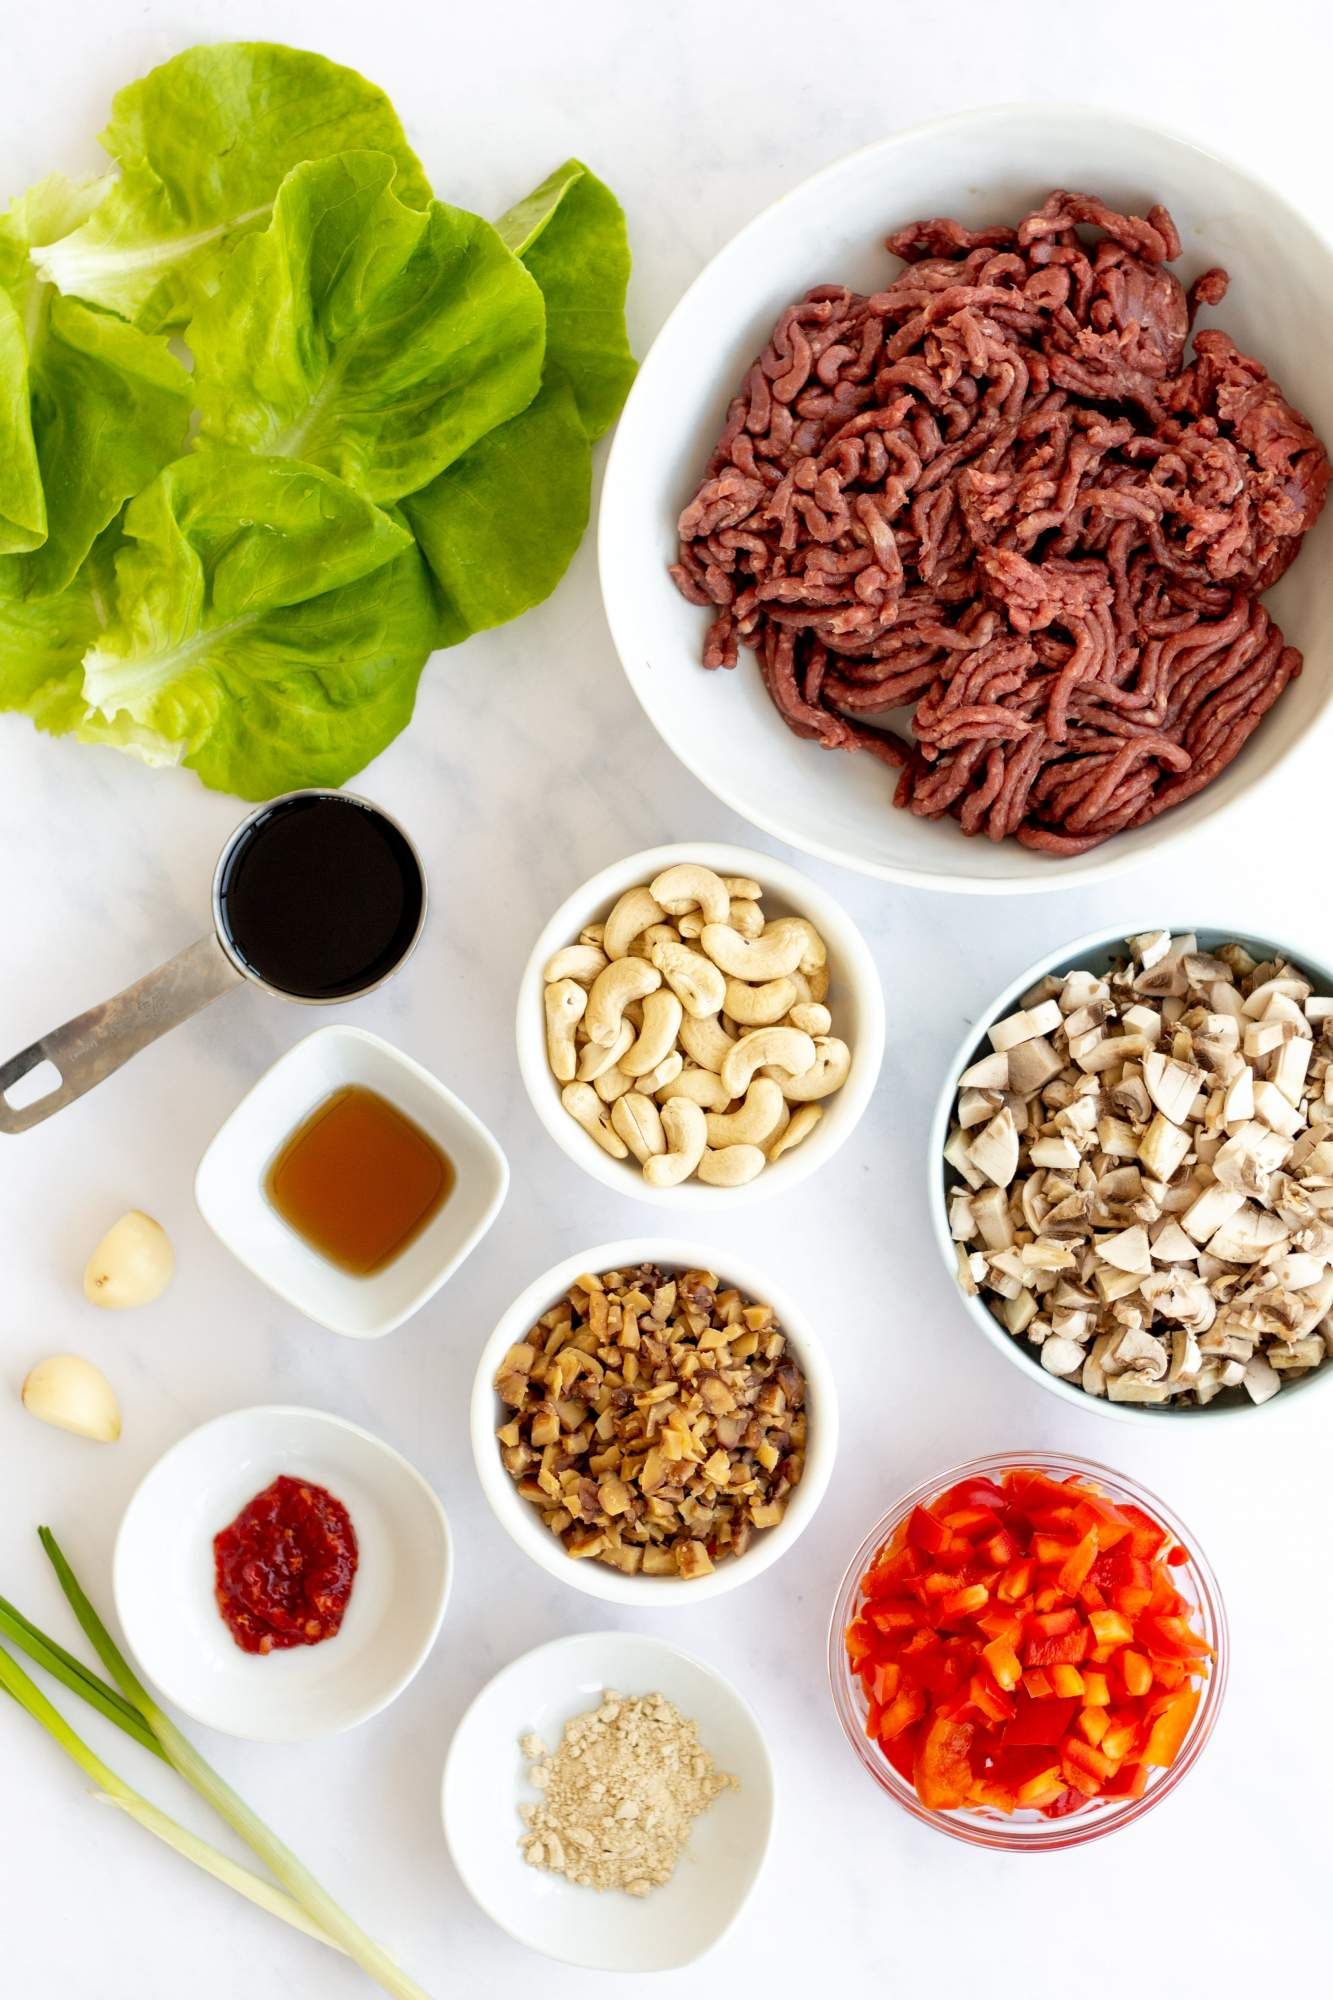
827 1447 1228 1849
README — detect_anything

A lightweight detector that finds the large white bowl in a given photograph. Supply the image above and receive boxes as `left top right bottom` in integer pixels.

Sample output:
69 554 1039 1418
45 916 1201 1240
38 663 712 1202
441 1630 774 1972
472 1239 838 1604
929 923 1333 1423
599 106 1333 893
516 841 884 1207
113 1405 451 1741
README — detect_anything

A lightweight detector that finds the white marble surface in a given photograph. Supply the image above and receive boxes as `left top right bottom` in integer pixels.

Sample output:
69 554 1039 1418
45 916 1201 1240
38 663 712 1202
3 3 1332 1995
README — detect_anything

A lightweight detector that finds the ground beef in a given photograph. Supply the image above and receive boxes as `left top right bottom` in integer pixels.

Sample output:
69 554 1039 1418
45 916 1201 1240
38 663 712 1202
670 189 1329 853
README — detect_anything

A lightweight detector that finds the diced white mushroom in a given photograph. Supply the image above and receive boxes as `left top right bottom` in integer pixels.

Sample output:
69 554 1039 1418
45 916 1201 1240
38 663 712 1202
967 1108 1020 1188
971 1186 1015 1250
1097 1224 1153 1276
959 1050 1010 1090
1206 1204 1289 1264
1253 1079 1304 1138
1182 1182 1246 1243
989 1000 1063 1053
1039 1336 1086 1377
1151 1220 1199 1263
1242 1353 1281 1403
1144 1051 1204 1124
1139 1113 1191 1183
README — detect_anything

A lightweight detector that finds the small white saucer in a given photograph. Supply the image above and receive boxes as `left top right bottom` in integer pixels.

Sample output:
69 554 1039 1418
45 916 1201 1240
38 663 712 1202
195 1024 508 1337
441 1630 774 1971
113 1405 451 1742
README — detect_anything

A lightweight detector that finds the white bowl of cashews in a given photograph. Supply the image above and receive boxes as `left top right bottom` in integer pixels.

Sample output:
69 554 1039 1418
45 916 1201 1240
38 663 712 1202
516 843 885 1206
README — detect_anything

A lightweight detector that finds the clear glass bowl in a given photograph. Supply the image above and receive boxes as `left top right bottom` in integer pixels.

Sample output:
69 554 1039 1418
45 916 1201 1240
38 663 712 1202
827 1450 1228 1849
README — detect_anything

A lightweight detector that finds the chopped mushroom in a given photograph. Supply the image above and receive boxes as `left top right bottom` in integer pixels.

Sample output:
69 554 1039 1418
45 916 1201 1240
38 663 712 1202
945 932 1333 1406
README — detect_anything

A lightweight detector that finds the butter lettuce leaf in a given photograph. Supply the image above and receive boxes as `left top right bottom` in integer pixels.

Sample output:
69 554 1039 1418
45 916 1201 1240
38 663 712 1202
0 292 45 555
403 159 632 642
407 368 590 644
31 45 430 329
0 174 193 593
191 152 545 503
496 159 635 441
73 450 435 795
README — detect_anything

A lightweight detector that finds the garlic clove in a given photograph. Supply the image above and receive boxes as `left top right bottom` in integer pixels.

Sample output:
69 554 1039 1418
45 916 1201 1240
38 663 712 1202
83 1210 174 1309
22 1354 121 1441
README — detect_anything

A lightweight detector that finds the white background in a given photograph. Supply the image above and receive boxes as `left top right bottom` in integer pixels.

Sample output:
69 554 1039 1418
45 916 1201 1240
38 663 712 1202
2 3 1331 1995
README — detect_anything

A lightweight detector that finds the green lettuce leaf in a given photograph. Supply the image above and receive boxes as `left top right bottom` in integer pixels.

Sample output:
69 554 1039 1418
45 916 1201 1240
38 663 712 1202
0 173 193 596
30 44 430 329
191 152 545 503
70 449 434 795
402 158 633 643
0 292 45 555
496 159 635 441
408 368 590 644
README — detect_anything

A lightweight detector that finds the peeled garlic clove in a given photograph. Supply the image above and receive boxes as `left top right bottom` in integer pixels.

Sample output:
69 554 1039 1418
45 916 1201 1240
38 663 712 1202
22 1355 121 1442
84 1210 174 1309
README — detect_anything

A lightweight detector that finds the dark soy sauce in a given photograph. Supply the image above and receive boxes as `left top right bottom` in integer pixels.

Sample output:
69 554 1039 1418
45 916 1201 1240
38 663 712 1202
216 794 425 1000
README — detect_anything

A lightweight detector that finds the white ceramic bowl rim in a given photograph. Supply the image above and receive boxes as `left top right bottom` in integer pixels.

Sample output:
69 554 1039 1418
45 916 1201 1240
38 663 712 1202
471 1236 839 1603
929 919 1333 1423
599 103 1333 893
516 841 885 1208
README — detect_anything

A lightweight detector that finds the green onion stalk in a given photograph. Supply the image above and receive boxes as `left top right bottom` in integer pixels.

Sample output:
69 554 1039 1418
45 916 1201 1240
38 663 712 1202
0 1533 436 2000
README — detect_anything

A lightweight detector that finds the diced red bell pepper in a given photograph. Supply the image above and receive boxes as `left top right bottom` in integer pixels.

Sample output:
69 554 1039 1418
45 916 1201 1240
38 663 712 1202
914 1716 975 1810
1117 1649 1152 1699
1021 1668 1054 1699
983 1527 1020 1568
877 1684 927 1741
1049 1665 1085 1699
880 1721 919 1784
1088 1608 1133 1648
1140 1614 1212 1662
1057 1530 1100 1595
938 1583 989 1621
870 1660 901 1706
968 1673 1016 1726
1003 1694 1078 1746
1102 1759 1149 1801
1118 1503 1168 1560
1081 1668 1110 1708
1141 1687 1199 1766
1062 1735 1119 1784
1023 1608 1088 1666
997 1560 1035 1602
942 1505 1006 1539
907 1504 950 1555
1167 1542 1191 1567
1077 1705 1109 1746
981 1638 1022 1692
935 1477 1007 1516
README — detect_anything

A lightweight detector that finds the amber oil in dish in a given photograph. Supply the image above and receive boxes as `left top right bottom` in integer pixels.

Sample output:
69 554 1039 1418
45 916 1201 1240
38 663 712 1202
265 1086 454 1275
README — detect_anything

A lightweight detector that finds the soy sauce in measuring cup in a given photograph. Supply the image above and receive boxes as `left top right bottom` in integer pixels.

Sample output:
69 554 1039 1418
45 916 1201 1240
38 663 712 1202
215 794 426 1001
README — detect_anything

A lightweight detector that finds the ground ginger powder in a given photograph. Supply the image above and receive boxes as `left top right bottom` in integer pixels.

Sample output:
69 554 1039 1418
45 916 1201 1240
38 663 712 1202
518 1688 739 1896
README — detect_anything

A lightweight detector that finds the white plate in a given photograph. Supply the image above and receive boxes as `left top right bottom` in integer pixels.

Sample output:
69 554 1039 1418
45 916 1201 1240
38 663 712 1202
441 1631 774 1972
195 1024 508 1338
599 105 1333 893
113 1405 451 1741
515 841 885 1207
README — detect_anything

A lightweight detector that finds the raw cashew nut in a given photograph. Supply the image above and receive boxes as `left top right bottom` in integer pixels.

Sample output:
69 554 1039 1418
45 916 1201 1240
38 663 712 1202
584 957 661 1047
579 922 605 948
679 1011 736 1074
679 897 763 941
630 923 681 961
705 1078 787 1148
721 1025 817 1100
768 1103 823 1162
603 886 667 959
658 1066 732 1111
611 1092 666 1163
633 1049 683 1094
621 989 684 1078
789 1001 832 1037
700 922 806 982
575 1016 633 1083
594 1062 636 1103
763 916 827 975
544 979 587 1081
643 1098 708 1188
698 1144 767 1187
649 863 730 924
723 876 762 900
561 1081 629 1158
651 939 726 1018
543 943 608 986
765 1035 850 1102
808 964 831 1004
723 975 797 1027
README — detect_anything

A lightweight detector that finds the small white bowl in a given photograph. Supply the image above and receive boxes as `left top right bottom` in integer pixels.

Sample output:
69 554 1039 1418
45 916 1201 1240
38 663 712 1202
195 1024 508 1338
113 1405 451 1742
516 842 884 1207
599 107 1333 893
929 923 1333 1424
472 1238 838 1604
441 1630 774 1972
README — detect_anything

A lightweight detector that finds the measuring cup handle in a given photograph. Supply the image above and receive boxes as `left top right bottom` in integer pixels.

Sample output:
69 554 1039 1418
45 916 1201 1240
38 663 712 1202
0 933 246 1135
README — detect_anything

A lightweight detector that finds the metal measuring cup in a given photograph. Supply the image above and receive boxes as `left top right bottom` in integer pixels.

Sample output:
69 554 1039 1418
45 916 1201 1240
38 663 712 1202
0 789 427 1135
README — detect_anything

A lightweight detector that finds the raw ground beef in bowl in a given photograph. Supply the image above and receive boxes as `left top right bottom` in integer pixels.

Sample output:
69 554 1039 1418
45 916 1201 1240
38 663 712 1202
670 189 1329 857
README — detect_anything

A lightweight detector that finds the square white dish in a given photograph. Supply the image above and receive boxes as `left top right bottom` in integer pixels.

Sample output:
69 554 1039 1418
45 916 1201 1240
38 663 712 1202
195 1024 508 1337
